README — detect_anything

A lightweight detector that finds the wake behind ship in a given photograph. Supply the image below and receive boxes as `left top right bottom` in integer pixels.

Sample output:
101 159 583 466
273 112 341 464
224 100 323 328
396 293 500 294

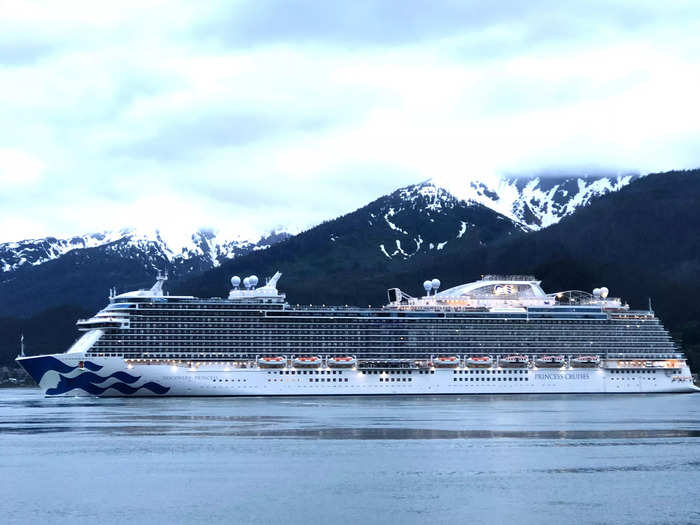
17 272 698 396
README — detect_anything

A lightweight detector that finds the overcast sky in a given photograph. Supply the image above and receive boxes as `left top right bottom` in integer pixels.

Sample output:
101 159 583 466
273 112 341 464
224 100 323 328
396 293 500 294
1 1 700 243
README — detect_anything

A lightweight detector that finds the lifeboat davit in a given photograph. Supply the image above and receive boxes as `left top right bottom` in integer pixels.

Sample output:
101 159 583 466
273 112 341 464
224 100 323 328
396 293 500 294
500 355 529 368
293 356 322 368
259 356 286 368
571 355 600 368
433 356 460 368
535 355 566 368
328 356 356 368
466 356 493 368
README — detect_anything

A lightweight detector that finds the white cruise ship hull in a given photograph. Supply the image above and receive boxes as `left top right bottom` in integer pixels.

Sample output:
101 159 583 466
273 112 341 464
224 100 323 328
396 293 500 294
17 354 699 397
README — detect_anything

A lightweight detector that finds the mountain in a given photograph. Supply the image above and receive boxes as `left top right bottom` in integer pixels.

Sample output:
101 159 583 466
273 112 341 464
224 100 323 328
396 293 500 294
0 227 290 274
435 173 637 229
0 228 291 318
0 173 632 311
365 182 527 260
359 174 637 262
177 181 526 302
176 173 639 304
317 173 636 264
0 174 632 275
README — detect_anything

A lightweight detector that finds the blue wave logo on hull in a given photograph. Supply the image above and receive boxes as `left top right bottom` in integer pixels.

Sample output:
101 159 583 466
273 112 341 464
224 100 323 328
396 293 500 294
17 355 170 396
46 372 170 396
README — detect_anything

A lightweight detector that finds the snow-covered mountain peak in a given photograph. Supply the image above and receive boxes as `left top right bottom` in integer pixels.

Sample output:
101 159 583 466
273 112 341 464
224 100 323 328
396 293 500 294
0 227 291 274
432 173 637 229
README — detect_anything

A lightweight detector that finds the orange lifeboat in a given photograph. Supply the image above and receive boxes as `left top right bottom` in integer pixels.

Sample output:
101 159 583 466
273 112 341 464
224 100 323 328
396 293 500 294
433 356 460 368
328 356 356 368
466 356 493 368
293 356 322 368
259 356 286 368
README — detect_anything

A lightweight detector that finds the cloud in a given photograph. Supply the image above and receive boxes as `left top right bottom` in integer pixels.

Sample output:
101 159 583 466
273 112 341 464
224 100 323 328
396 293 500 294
0 1 699 243
110 111 334 161
0 149 44 186
198 1 697 49
0 40 56 66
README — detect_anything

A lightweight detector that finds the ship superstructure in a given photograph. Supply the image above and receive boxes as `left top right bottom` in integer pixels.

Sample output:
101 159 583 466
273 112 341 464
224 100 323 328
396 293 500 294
17 272 698 396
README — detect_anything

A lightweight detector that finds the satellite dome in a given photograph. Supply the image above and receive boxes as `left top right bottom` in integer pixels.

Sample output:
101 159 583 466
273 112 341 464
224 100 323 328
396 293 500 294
230 276 241 288
431 278 441 290
593 288 601 297
423 280 432 292
600 287 609 299
249 275 259 288
243 277 251 289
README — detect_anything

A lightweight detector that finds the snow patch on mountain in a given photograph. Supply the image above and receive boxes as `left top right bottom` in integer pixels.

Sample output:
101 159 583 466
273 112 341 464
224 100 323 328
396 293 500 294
384 209 408 235
457 221 468 238
395 240 409 257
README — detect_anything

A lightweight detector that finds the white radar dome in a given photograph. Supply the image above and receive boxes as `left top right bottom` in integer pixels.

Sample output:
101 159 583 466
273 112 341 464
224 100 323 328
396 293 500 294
593 288 601 297
243 277 251 289
230 276 241 288
600 287 609 299
249 275 259 288
431 279 441 290
423 280 432 292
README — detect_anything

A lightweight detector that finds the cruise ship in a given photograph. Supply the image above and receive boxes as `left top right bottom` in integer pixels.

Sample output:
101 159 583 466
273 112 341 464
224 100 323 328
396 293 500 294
17 272 698 396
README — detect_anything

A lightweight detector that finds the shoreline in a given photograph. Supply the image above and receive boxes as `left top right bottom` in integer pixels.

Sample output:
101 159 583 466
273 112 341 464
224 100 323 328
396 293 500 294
0 365 33 388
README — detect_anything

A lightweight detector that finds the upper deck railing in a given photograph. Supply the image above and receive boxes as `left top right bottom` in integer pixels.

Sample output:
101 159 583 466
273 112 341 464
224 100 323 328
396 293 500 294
481 274 537 281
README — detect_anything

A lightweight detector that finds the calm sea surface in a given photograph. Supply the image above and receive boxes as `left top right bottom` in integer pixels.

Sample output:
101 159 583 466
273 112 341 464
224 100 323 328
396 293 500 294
1 388 699 525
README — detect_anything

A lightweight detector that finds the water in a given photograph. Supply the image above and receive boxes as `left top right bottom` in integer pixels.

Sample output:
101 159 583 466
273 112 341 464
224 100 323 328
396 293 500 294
1 389 699 525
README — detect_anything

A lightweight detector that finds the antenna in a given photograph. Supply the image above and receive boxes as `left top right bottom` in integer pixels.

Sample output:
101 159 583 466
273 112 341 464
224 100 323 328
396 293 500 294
19 332 25 358
648 297 653 313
